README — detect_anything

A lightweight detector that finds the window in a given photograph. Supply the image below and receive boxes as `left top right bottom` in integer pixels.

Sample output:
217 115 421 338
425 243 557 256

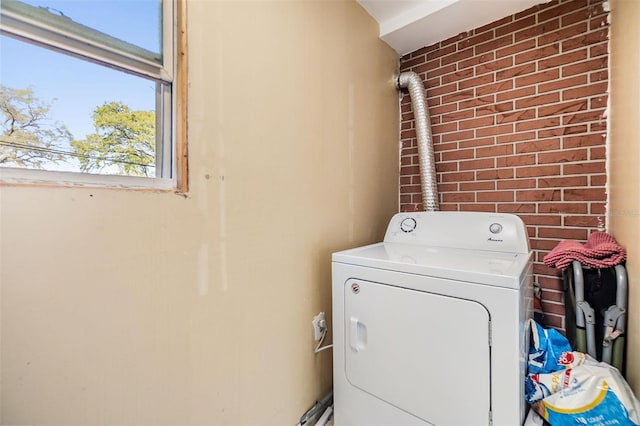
0 0 187 191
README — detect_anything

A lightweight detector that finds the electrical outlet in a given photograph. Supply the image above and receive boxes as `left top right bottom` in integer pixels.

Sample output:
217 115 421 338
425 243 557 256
312 312 326 341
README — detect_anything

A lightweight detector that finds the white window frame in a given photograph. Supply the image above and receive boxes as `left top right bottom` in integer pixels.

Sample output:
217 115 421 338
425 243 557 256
0 0 188 192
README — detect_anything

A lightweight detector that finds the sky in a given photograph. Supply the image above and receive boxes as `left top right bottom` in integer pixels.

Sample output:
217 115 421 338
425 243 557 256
0 0 162 171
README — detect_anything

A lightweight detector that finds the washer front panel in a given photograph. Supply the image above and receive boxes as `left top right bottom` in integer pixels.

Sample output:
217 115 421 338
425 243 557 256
332 261 531 426
344 278 491 425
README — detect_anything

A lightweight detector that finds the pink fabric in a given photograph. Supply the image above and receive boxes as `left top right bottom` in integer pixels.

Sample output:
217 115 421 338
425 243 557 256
543 231 627 270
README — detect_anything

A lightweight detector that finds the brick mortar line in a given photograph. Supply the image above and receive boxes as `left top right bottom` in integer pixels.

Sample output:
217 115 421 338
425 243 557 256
437 186 606 192
404 95 606 120
430 104 608 122
430 143 606 153
444 106 606 120
428 86 607 110
425 116 606 134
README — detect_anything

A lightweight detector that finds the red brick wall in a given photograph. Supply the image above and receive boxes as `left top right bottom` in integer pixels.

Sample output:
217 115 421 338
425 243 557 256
399 0 609 329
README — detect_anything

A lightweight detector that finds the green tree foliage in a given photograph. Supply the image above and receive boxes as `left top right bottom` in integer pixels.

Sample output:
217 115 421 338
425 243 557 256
71 102 155 177
0 85 72 168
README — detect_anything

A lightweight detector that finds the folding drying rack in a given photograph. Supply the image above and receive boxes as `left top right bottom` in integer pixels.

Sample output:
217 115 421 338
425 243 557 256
564 260 628 372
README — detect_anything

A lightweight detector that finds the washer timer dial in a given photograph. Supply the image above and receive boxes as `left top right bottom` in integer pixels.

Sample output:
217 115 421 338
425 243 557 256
400 217 417 233
489 223 503 234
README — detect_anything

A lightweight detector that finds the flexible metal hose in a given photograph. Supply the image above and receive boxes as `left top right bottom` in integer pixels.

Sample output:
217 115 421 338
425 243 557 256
397 71 439 211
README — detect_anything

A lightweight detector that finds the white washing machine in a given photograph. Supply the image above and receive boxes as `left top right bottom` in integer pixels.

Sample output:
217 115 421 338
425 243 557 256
332 211 533 426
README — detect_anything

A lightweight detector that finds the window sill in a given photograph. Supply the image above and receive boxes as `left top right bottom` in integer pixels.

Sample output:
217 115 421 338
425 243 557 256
0 167 182 193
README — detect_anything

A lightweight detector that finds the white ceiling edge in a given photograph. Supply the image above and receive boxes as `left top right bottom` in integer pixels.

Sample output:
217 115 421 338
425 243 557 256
358 0 551 56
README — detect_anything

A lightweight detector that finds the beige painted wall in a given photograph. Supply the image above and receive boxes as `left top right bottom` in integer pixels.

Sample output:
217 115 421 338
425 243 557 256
609 0 640 393
0 1 399 424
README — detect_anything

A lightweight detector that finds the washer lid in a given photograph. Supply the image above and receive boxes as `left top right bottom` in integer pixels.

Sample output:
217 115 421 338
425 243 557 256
332 242 531 289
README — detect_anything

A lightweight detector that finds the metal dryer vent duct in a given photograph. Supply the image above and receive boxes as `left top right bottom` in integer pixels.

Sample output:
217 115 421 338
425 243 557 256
396 71 439 212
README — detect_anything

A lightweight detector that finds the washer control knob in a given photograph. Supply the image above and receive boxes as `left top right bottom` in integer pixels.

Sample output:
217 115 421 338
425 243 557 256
489 223 503 234
400 217 417 233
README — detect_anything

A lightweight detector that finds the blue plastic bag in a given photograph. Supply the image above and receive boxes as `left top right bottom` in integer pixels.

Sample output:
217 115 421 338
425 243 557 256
528 319 572 375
